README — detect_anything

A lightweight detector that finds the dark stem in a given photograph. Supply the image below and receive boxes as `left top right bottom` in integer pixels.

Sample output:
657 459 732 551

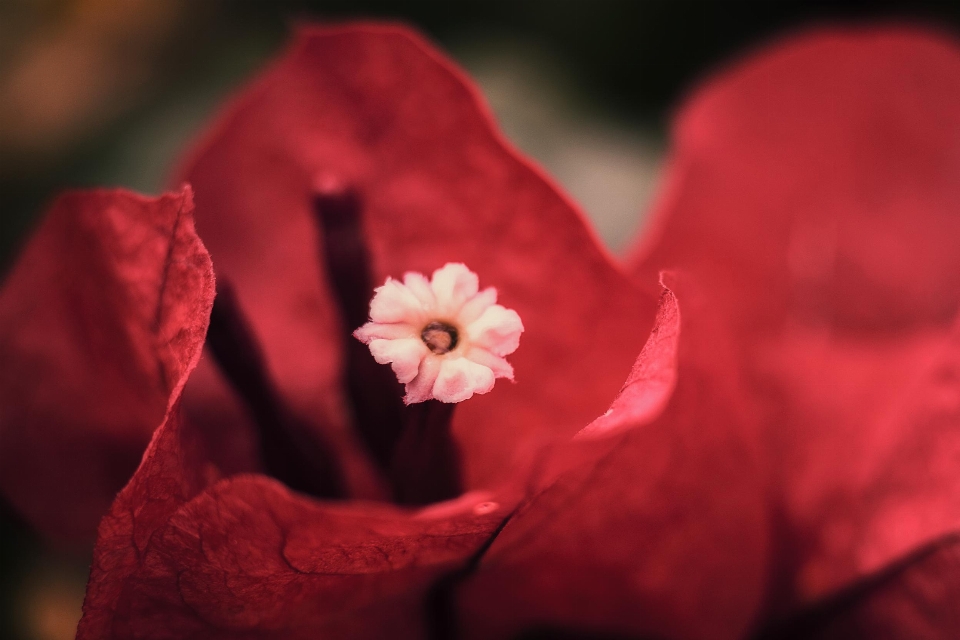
425 505 519 640
313 184 407 469
206 280 345 498
390 401 462 505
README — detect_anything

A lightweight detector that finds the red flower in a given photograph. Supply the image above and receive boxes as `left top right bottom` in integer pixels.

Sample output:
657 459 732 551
0 20 957 640
78 22 658 638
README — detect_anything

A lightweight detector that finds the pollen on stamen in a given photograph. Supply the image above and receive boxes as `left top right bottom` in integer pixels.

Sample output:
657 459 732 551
353 263 524 405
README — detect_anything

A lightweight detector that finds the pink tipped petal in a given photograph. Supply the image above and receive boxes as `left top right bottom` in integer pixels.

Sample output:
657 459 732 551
433 358 496 404
353 323 377 344
404 356 443 405
354 322 419 343
467 305 524 356
368 338 429 384
403 272 436 308
369 279 423 323
466 348 515 381
458 287 498 326
431 263 480 314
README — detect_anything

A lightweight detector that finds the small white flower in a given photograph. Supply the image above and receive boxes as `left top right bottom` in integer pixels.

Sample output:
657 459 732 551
354 263 524 404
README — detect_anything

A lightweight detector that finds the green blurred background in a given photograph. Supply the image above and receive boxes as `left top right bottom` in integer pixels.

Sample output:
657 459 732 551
2 1 958 638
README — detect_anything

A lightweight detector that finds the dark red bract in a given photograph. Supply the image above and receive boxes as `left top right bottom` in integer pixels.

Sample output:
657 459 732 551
0 20 957 640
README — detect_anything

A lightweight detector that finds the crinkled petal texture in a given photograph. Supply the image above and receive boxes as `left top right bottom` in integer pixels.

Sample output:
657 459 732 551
178 23 655 490
630 26 960 633
458 278 770 640
78 404 511 639
0 187 213 542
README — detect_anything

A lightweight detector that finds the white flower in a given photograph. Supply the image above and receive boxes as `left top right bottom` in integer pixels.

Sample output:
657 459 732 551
354 263 524 404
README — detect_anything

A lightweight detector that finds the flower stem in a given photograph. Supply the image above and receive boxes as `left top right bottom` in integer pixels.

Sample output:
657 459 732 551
314 184 407 470
390 401 462 505
207 280 346 498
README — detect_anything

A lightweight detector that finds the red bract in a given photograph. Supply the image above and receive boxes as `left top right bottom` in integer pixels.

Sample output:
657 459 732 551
0 188 212 543
631 27 960 637
458 276 770 640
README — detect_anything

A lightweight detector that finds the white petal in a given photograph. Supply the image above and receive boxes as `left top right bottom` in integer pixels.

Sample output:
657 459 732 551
465 305 524 356
354 322 418 343
369 278 423 323
355 264 523 405
404 355 442 404
403 272 436 308
432 357 495 403
368 338 428 384
457 287 498 326
465 347 515 380
430 263 479 315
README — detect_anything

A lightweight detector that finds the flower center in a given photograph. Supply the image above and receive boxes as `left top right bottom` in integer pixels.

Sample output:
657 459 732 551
421 321 458 354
